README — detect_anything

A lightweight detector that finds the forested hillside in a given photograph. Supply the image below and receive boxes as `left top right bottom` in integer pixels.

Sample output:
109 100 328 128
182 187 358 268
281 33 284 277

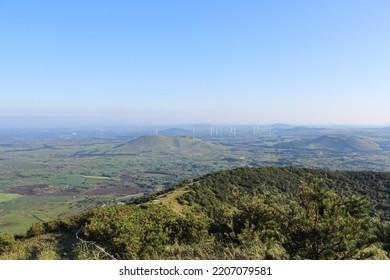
1 167 389 260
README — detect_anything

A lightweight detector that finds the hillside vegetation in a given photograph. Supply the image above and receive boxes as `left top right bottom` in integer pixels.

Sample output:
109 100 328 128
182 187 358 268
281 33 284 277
278 135 383 153
1 166 390 260
307 135 382 153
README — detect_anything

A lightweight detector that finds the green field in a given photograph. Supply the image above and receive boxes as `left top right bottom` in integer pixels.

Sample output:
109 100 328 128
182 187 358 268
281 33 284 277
82 175 110 180
0 193 20 203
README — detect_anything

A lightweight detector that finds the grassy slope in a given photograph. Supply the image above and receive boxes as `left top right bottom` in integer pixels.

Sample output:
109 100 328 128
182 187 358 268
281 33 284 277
148 188 190 214
114 135 222 155
307 135 381 152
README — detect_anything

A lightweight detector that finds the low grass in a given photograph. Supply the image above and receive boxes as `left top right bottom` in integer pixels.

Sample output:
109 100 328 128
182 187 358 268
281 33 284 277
82 175 110 180
0 195 70 211
0 196 79 234
0 213 33 234
0 193 20 203
150 187 190 214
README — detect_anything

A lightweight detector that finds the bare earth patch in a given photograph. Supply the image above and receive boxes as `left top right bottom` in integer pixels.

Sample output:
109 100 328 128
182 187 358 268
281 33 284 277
7 184 79 196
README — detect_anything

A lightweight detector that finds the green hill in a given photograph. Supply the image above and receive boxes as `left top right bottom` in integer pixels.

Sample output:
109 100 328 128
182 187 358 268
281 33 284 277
114 135 222 155
346 136 382 152
1 166 390 260
275 135 382 153
306 135 382 153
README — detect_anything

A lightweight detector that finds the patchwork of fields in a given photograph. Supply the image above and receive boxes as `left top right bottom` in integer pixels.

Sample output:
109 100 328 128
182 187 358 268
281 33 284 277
1 127 390 234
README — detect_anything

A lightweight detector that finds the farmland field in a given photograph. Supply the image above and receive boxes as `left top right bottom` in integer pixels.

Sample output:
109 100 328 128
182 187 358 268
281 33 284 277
0 193 20 203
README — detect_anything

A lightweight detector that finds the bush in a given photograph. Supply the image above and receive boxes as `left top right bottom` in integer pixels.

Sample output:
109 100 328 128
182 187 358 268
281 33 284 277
0 233 16 254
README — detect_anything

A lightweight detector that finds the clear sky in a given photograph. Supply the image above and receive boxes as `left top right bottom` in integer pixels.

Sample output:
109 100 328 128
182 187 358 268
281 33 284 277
1 0 389 127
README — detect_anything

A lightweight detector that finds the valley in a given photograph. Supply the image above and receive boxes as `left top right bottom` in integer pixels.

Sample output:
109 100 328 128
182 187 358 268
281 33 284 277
1 124 390 234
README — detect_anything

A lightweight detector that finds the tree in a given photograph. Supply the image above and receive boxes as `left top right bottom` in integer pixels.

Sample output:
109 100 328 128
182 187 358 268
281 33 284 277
281 181 377 259
233 180 382 259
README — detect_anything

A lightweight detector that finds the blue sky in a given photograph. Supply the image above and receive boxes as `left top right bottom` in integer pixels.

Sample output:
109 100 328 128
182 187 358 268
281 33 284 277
1 0 389 126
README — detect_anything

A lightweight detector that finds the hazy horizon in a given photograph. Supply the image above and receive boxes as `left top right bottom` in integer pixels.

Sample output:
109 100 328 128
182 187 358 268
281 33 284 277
1 1 389 127
0 120 388 130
